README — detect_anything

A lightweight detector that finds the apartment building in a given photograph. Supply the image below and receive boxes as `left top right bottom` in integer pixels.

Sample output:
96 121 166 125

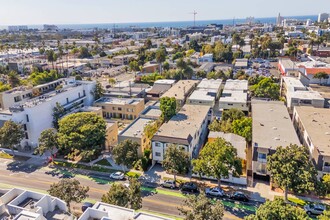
187 79 222 107
219 79 249 112
79 202 171 220
293 106 330 177
252 100 300 180
146 79 176 99
161 80 198 107
281 77 324 111
0 188 71 220
0 79 96 148
152 104 210 163
112 54 137 66
0 79 64 110
94 97 144 120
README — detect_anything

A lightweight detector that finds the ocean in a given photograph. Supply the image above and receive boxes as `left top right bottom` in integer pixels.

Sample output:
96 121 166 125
1 15 318 30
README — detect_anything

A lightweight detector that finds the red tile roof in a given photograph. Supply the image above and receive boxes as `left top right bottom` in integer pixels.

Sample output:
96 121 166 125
305 68 330 75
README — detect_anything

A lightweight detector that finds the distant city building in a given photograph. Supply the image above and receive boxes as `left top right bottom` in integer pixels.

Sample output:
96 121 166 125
276 13 284 26
43 24 59 31
8 25 28 32
318 13 329 23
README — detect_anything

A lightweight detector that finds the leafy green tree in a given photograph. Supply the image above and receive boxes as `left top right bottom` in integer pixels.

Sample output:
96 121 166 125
313 72 329 84
102 183 130 207
78 47 92 58
163 61 170 71
250 77 280 100
160 96 177 122
222 108 245 122
145 38 152 49
189 40 201 52
203 44 214 54
208 119 222 132
29 70 63 86
267 144 317 201
57 112 106 161
7 71 20 88
318 210 330 220
322 174 330 195
129 60 140 71
179 192 224 220
108 78 116 86
232 117 252 142
0 120 24 153
48 179 89 211
193 138 242 187
52 102 65 129
172 52 184 61
163 144 190 181
75 75 82 80
112 139 139 170
245 198 308 220
128 178 142 210
37 128 58 157
92 81 104 100
0 82 11 92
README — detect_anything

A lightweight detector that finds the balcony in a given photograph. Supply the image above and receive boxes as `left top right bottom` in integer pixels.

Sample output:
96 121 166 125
255 162 267 175
323 166 330 173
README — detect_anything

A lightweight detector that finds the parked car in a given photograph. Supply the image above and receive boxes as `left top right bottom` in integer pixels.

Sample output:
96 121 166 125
138 175 158 188
304 204 325 216
205 187 225 198
81 202 94 212
229 191 249 202
160 180 176 189
109 171 125 180
180 182 199 193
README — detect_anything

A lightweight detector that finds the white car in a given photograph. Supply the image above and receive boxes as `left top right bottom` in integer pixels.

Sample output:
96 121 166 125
109 172 125 180
205 187 225 197
304 204 325 216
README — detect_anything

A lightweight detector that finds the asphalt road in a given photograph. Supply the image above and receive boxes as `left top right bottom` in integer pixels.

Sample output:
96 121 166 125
0 158 255 219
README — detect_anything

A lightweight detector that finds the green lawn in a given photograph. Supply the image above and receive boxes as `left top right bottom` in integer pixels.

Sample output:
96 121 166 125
95 159 112 167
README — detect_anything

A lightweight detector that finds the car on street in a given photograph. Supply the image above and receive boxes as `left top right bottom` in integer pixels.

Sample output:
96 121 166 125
109 171 125 180
205 187 225 198
304 204 325 216
229 191 250 202
180 182 199 193
138 175 158 188
160 180 176 189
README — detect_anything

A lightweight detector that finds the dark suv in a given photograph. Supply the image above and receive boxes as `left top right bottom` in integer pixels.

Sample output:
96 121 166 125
180 182 199 193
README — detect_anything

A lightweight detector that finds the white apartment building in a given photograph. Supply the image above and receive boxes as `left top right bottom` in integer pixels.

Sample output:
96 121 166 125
281 77 324 111
187 79 222 107
79 202 171 220
318 13 329 22
197 53 213 64
152 104 210 163
0 188 71 220
219 79 249 112
0 79 95 148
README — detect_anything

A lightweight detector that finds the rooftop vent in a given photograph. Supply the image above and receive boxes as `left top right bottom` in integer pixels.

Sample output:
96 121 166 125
274 137 280 141
272 127 277 130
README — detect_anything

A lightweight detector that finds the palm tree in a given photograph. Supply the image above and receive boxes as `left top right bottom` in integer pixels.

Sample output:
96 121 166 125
308 38 315 55
47 50 57 70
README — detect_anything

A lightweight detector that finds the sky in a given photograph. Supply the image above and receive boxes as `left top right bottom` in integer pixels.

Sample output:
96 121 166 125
0 0 328 25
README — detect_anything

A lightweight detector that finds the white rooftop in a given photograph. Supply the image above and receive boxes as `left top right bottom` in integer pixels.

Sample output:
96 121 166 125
223 79 248 91
197 79 222 90
220 90 248 103
188 89 216 102
95 97 143 105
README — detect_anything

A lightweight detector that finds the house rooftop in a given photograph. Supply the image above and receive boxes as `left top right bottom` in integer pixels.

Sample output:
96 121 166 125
95 97 143 105
188 89 216 102
220 90 248 103
153 104 210 145
197 79 222 90
161 80 198 101
252 100 300 149
140 106 162 119
119 117 155 138
282 77 306 91
223 79 248 91
294 106 330 156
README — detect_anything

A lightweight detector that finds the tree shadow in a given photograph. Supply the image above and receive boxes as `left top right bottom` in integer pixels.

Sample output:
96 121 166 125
6 160 42 174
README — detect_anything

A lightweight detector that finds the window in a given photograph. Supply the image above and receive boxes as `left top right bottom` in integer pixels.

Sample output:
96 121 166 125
155 142 160 147
112 107 116 110
66 98 69 103
118 107 122 111
228 103 233 106
23 124 27 131
25 132 29 139
258 153 267 163
155 152 161 157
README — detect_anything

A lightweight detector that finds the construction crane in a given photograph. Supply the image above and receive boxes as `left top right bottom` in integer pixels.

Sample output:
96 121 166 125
190 10 198 27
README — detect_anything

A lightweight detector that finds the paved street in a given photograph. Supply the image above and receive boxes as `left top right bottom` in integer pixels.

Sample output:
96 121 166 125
0 158 256 219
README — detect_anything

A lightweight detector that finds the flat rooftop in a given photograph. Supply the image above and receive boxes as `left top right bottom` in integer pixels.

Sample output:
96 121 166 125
294 106 330 156
220 90 248 103
154 79 176 85
252 100 300 149
161 80 198 100
310 84 330 107
95 97 143 105
141 107 162 119
223 79 248 91
119 117 155 138
197 79 222 90
280 58 296 69
153 104 210 144
288 90 324 100
188 89 215 102
282 77 306 91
